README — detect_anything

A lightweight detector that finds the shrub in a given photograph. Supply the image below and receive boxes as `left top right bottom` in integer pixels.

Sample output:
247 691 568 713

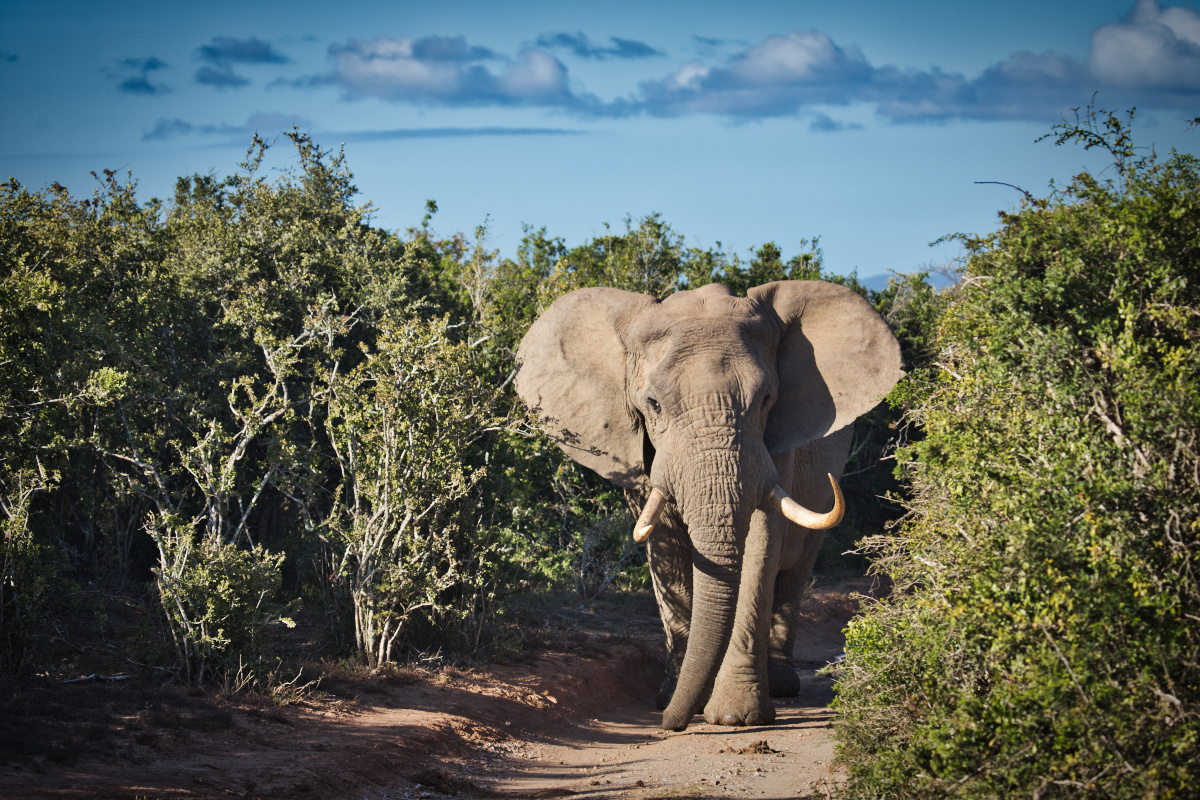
0 122 940 679
321 314 504 665
0 468 55 671
834 109 1200 798
153 526 293 684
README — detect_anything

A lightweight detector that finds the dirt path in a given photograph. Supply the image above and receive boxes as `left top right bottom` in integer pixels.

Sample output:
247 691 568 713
457 668 840 799
452 584 857 800
1 581 867 799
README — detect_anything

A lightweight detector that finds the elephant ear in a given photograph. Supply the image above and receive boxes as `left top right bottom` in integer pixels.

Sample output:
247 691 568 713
749 280 903 454
515 287 656 490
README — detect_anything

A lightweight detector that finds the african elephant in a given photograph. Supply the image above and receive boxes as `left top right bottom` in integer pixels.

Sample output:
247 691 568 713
514 280 902 731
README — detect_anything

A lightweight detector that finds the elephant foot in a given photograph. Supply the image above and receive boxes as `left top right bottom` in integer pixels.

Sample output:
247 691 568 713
702 687 776 727
768 660 802 697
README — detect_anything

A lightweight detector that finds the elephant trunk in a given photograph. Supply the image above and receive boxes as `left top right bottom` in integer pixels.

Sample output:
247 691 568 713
657 436 765 730
660 538 740 731
651 405 776 731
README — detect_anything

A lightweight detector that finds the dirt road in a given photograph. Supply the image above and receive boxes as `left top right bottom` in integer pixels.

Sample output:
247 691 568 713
457 669 840 799
1 581 865 799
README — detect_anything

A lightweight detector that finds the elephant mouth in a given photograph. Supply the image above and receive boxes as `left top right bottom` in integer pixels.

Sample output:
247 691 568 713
632 475 844 543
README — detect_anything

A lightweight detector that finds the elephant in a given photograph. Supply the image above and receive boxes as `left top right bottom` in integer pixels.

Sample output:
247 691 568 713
514 280 902 731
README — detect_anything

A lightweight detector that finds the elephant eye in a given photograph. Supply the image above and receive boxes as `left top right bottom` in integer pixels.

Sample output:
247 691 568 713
647 397 661 414
762 393 772 408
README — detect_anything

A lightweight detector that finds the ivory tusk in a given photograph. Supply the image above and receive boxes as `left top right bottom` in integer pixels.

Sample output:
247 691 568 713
633 487 668 543
767 474 845 530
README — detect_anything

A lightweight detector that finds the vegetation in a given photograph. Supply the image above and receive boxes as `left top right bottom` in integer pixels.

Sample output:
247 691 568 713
7 99 1194 796
2 129 922 684
835 109 1200 797
321 314 503 665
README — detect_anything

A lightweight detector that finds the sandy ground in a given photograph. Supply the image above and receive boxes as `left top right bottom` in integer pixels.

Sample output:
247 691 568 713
1 580 871 799
457 667 842 800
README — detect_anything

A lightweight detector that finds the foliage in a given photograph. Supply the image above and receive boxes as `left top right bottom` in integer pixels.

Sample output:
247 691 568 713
0 169 163 667
0 132 467 675
550 213 687 299
835 109 1200 798
321 314 503 665
0 468 55 671
153 528 293 684
84 135 416 675
686 236 869 298
0 119 929 680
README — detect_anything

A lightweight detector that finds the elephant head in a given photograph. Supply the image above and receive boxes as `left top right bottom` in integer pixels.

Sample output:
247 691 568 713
514 281 902 730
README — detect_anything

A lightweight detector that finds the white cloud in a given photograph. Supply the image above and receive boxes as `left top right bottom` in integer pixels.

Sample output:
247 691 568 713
662 62 710 91
278 3 1200 124
326 37 576 107
726 31 867 85
497 49 569 99
1089 0 1200 90
636 1 1200 122
638 31 876 117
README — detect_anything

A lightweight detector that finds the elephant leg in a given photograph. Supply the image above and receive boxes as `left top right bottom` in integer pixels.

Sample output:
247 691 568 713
768 529 824 697
645 508 692 710
702 506 778 727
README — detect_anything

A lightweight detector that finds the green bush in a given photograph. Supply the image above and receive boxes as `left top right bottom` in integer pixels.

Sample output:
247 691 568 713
1 123 935 678
835 109 1200 798
321 314 504 665
153 526 293 684
0 468 55 671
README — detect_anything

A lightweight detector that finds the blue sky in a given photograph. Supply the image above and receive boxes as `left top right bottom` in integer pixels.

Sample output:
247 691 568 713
3 0 1199 285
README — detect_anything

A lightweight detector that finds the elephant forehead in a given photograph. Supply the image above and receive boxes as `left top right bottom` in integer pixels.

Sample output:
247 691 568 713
635 319 756 368
640 328 775 402
673 351 771 400
661 284 754 316
631 294 779 345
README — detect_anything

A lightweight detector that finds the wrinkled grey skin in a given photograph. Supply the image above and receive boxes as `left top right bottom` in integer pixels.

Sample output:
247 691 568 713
515 281 902 731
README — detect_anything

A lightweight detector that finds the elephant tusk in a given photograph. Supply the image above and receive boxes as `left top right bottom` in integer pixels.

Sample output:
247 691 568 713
767 475 845 530
633 488 668 543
